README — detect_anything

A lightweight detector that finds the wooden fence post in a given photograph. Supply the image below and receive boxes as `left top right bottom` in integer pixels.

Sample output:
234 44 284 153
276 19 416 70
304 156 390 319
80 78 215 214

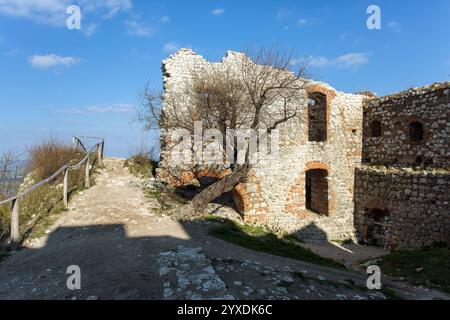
63 168 69 208
85 155 90 188
97 144 103 166
10 198 20 250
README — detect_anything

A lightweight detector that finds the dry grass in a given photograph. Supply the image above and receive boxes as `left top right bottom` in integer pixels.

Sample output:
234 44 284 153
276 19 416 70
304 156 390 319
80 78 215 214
26 137 84 182
0 151 21 196
1 137 97 247
0 151 22 241
0 196 9 241
124 150 158 178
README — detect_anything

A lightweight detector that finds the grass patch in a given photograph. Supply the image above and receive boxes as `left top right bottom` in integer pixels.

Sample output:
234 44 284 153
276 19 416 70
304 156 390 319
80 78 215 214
144 189 188 212
207 218 345 270
378 244 450 294
124 154 157 178
145 189 173 211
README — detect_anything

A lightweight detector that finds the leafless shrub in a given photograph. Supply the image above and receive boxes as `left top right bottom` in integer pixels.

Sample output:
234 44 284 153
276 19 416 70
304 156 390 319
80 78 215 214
26 136 83 182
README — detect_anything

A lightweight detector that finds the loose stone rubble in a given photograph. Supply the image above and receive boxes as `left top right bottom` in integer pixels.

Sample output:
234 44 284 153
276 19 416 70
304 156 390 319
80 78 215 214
157 246 387 300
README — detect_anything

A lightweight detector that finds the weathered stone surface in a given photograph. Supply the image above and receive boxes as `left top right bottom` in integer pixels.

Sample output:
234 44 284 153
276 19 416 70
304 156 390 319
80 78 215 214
355 83 450 250
158 49 365 242
157 49 450 249
157 246 387 300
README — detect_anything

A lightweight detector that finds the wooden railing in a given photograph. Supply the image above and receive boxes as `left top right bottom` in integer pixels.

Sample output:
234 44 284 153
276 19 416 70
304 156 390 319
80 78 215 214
0 137 105 249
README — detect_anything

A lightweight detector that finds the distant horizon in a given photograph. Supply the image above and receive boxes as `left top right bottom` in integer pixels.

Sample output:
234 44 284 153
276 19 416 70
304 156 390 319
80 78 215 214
1 0 449 156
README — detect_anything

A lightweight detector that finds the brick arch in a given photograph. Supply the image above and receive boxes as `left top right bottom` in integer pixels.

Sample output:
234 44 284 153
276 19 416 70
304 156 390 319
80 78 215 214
305 161 331 172
193 169 254 216
161 168 265 221
232 183 250 213
284 162 334 218
163 168 233 187
233 176 266 224
305 85 337 143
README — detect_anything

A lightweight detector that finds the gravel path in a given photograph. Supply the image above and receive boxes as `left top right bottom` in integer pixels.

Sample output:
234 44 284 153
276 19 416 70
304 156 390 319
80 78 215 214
0 158 446 300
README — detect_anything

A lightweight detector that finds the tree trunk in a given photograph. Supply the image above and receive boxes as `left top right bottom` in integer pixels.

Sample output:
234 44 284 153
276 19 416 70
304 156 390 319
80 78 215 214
188 165 248 215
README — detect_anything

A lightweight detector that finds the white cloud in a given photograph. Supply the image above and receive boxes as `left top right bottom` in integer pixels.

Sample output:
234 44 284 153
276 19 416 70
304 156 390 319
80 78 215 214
57 103 134 115
125 20 153 37
0 0 132 26
211 8 225 16
276 8 292 21
0 0 68 25
309 56 331 68
387 21 401 32
297 18 309 27
297 17 320 27
162 41 181 53
83 23 98 36
309 52 371 70
28 53 79 69
334 53 370 68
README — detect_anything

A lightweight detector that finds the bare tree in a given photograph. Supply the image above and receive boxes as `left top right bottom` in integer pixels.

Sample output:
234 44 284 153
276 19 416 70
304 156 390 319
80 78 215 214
0 151 21 197
140 47 310 214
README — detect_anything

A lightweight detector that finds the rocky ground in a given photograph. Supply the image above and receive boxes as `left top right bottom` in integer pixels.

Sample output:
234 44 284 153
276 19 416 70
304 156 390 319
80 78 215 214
0 158 447 300
158 246 386 300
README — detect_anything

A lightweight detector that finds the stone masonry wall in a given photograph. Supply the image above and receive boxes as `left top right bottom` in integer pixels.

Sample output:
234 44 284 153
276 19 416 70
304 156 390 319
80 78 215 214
362 83 450 168
158 49 366 242
354 167 450 250
355 82 450 250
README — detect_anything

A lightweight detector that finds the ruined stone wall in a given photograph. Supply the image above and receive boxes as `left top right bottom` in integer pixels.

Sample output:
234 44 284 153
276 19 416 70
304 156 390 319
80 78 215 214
362 83 450 168
355 83 450 250
158 49 365 241
354 167 450 250
247 90 364 241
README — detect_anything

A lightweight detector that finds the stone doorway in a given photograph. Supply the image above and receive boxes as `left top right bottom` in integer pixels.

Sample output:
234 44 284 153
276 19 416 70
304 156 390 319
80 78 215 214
361 208 391 248
305 169 329 216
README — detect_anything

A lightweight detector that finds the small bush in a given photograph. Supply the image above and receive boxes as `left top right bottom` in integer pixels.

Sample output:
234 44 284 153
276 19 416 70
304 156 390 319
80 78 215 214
0 138 93 246
0 196 10 240
125 151 158 178
27 137 83 182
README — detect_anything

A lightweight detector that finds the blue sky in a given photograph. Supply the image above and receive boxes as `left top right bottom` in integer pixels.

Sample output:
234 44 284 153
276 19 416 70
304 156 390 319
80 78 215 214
0 0 449 157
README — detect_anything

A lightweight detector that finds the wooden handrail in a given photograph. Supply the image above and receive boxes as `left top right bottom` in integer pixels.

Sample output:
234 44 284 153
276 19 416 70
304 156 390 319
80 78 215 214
0 137 105 249
72 137 87 152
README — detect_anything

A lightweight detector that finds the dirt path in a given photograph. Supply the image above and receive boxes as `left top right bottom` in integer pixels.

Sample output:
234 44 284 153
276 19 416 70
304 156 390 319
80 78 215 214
0 158 447 300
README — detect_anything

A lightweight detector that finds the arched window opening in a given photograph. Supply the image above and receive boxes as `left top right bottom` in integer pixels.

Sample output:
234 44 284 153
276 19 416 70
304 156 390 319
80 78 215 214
307 92 327 142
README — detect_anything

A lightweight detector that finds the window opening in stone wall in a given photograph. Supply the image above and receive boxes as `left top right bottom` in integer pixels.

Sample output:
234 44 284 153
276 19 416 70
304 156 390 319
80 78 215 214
370 121 382 138
308 92 327 142
409 121 424 142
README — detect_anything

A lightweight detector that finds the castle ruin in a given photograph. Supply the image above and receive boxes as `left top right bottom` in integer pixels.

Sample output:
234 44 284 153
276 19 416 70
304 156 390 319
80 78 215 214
157 49 450 250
